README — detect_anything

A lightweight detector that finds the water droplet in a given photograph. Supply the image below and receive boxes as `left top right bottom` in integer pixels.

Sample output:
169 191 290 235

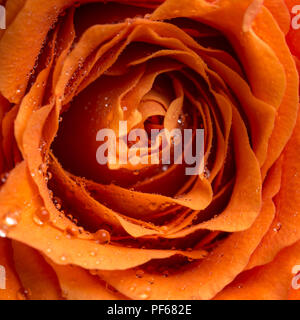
149 202 157 210
138 288 151 300
204 167 211 178
0 226 8 238
60 255 67 262
65 226 79 238
33 207 49 226
4 215 18 227
94 229 111 244
0 172 9 184
78 226 84 234
273 222 282 232
2 212 20 233
129 284 137 292
53 197 62 210
47 171 53 180
162 270 169 278
16 288 31 300
38 163 48 175
136 269 144 279
90 269 98 276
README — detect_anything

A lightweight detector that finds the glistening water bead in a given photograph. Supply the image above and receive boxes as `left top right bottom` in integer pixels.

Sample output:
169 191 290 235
33 207 50 226
0 226 7 238
0 211 20 238
16 288 31 300
94 229 111 244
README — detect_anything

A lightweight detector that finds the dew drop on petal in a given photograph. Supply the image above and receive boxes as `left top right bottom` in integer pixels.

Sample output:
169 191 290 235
4 215 18 227
33 207 50 226
149 202 157 210
0 172 9 184
53 197 62 210
0 226 7 238
139 293 149 300
66 226 79 238
90 270 98 276
94 229 111 244
129 284 137 292
135 269 144 279
138 287 151 300
273 222 282 232
38 163 47 175
2 212 20 234
162 270 169 278
16 288 31 300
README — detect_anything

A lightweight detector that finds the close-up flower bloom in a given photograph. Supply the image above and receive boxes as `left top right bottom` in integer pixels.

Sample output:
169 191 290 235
0 0 299 300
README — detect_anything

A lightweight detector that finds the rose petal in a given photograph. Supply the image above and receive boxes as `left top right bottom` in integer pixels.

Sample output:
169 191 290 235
214 240 300 300
12 241 62 300
0 239 22 300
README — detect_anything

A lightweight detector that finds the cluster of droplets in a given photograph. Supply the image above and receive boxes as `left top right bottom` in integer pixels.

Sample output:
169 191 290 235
53 196 62 211
0 172 9 185
37 161 52 184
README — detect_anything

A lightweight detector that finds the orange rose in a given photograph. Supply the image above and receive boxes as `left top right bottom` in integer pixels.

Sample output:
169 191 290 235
0 0 299 300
